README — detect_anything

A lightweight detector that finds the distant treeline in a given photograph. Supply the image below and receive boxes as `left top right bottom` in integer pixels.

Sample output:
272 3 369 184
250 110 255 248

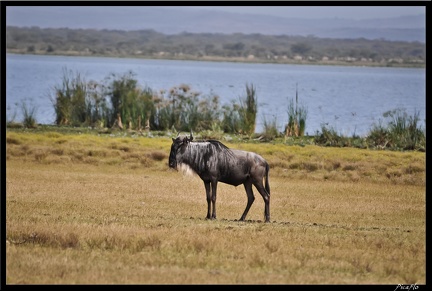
6 26 425 67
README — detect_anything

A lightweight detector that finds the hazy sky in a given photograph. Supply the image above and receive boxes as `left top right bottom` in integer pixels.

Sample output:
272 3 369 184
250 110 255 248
184 6 425 20
5 5 426 21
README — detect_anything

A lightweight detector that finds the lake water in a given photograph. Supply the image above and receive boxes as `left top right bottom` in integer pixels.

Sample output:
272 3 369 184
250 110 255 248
6 54 426 136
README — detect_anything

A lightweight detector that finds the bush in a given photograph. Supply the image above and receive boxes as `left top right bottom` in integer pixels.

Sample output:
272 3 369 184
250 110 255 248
20 101 38 128
51 68 88 126
314 125 350 147
367 108 425 151
262 115 280 141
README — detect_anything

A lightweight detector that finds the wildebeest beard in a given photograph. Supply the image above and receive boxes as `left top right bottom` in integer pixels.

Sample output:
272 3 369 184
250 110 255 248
176 140 235 175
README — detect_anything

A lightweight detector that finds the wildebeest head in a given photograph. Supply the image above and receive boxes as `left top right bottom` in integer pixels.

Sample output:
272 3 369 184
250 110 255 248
168 132 193 169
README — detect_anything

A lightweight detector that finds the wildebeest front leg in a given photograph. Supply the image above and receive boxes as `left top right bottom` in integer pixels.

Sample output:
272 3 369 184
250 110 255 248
240 180 255 221
204 181 218 220
204 181 212 219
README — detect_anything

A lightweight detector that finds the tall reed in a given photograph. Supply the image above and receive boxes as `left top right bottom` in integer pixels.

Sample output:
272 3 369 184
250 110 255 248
285 84 308 137
238 83 258 135
50 67 88 126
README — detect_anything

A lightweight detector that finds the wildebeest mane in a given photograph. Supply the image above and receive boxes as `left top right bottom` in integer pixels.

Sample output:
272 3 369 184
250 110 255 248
205 139 230 150
193 139 234 158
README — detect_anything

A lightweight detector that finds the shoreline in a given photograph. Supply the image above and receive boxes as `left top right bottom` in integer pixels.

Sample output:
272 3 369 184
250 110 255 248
6 51 425 69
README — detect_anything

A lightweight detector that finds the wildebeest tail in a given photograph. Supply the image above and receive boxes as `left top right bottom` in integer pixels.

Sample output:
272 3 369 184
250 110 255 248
265 162 270 195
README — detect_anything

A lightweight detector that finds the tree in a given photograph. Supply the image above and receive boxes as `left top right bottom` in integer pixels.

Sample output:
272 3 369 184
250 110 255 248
291 42 312 55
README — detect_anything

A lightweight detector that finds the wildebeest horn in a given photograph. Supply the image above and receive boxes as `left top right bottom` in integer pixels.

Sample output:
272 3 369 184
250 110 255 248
171 125 179 136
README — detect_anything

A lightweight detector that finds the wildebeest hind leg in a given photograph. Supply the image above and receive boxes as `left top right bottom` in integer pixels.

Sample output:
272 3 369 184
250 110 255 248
240 181 255 221
210 181 218 219
254 182 270 223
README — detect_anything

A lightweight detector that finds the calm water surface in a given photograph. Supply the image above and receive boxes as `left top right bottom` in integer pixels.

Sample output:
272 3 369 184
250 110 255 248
6 54 425 136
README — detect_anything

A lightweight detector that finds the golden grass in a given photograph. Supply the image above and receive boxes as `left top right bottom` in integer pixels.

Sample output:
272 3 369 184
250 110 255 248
5 130 425 284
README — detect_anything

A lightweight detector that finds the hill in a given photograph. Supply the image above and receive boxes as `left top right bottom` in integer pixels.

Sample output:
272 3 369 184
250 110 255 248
5 6 425 42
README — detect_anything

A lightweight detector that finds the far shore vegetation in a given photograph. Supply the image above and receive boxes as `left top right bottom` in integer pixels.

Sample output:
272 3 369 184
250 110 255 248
6 26 425 68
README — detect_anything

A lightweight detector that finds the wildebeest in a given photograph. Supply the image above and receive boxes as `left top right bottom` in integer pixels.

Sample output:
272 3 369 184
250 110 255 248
168 132 270 222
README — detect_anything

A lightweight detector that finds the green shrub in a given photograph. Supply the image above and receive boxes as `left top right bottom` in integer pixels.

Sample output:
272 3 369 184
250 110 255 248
367 108 425 151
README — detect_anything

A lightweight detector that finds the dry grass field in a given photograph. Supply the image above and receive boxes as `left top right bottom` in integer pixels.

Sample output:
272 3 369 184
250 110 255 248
5 130 426 284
